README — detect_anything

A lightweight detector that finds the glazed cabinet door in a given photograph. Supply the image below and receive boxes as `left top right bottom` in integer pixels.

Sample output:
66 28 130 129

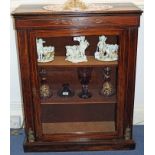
28 27 128 142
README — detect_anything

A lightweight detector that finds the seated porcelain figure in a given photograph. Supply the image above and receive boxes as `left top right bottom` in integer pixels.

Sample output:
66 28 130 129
36 38 55 63
95 35 119 61
65 36 89 63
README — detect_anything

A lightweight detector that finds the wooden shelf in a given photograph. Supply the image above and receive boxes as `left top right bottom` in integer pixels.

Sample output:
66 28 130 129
41 89 117 105
38 56 118 68
42 122 115 134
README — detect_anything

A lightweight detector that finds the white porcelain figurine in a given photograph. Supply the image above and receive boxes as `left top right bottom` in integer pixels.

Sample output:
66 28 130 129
95 35 119 61
36 38 55 63
65 36 89 63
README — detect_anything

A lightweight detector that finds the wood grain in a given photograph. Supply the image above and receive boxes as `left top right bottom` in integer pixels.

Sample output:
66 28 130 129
12 3 142 15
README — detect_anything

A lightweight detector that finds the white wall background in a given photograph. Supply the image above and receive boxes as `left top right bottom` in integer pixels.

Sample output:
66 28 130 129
10 0 144 127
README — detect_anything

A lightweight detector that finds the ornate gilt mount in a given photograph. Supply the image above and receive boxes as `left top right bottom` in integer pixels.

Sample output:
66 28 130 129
125 127 131 140
64 0 87 10
28 128 35 143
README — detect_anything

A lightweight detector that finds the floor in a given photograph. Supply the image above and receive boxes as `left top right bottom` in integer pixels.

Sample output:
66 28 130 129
10 125 144 155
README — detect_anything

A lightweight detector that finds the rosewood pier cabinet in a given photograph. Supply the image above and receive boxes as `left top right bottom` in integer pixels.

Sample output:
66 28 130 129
12 3 142 152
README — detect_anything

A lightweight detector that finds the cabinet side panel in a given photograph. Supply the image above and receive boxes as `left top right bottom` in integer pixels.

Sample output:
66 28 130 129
124 28 139 138
16 30 35 137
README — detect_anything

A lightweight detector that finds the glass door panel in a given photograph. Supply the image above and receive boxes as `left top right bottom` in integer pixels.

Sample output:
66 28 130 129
35 34 119 135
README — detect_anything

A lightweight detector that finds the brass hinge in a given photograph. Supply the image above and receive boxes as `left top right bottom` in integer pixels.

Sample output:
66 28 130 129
125 127 131 140
28 128 35 143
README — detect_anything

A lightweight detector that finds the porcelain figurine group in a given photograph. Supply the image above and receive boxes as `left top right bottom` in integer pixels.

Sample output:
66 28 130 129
65 36 89 63
36 38 55 62
36 35 119 63
95 36 119 61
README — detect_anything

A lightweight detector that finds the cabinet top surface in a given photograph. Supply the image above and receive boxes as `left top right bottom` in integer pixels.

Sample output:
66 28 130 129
12 3 142 16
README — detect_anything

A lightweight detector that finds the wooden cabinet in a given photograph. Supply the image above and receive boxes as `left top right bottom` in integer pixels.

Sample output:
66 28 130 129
12 3 142 152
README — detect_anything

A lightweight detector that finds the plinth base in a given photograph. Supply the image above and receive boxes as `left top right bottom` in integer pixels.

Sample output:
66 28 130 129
24 138 135 152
